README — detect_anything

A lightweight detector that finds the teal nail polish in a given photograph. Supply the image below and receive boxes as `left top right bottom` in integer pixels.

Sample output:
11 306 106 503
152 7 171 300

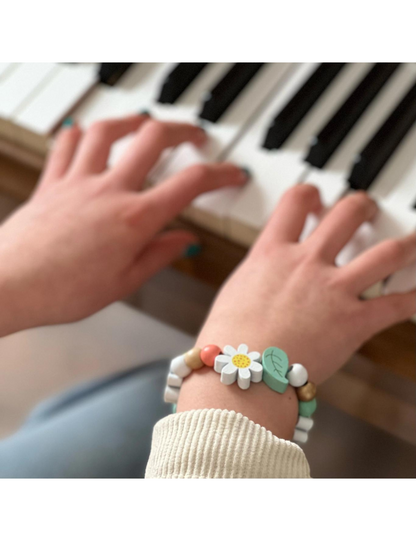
240 167 252 180
62 117 74 127
184 244 202 258
138 109 151 117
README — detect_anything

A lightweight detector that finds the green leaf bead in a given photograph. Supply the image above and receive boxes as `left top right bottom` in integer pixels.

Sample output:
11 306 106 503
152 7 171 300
298 398 317 418
262 347 289 393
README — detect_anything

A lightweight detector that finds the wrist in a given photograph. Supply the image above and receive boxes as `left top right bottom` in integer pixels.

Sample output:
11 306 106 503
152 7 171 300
177 366 298 440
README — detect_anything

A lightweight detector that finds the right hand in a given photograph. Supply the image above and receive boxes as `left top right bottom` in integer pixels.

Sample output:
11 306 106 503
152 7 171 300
178 185 415 438
197 184 415 385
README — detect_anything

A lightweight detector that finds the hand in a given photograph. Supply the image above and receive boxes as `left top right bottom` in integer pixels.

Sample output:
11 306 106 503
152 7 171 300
178 185 416 437
0 115 247 336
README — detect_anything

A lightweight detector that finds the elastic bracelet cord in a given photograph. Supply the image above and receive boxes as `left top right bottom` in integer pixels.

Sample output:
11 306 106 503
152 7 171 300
163 343 317 444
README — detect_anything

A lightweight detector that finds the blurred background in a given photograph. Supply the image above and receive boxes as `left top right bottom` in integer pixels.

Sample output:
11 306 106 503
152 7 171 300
0 62 415 477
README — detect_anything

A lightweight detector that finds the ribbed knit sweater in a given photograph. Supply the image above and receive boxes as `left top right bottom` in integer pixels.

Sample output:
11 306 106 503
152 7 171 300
145 409 311 478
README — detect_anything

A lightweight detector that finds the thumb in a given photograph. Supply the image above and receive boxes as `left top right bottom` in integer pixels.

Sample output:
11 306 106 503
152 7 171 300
128 230 199 287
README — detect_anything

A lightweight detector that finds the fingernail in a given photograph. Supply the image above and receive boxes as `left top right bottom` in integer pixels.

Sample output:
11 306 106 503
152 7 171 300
138 109 151 117
183 244 202 258
62 117 74 127
240 167 252 181
196 126 208 145
198 121 208 133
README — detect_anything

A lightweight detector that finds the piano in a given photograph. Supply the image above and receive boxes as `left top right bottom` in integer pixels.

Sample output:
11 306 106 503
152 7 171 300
0 62 415 298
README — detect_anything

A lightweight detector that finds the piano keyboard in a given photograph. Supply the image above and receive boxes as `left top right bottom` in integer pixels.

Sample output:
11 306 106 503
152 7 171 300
0 62 415 297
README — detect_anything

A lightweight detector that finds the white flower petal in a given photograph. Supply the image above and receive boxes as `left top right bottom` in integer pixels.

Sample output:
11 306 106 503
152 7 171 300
249 361 263 382
237 368 251 390
221 363 238 385
223 345 237 356
238 344 249 354
248 351 261 361
214 354 232 373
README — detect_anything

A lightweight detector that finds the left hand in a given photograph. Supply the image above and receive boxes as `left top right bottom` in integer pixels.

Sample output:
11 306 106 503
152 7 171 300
0 114 246 336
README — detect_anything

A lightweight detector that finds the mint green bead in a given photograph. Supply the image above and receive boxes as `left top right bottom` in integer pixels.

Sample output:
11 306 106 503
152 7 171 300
298 398 317 417
262 347 289 393
172 404 177 414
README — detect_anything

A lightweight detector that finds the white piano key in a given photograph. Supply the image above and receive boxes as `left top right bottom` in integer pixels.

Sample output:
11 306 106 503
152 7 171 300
226 63 371 246
15 64 97 137
0 63 15 79
73 63 178 167
304 64 416 208
74 63 174 129
108 63 232 167
73 85 127 127
148 63 293 226
0 63 57 118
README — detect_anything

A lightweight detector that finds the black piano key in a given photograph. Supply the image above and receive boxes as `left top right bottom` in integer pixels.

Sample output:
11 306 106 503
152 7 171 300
199 63 264 123
157 63 208 104
348 81 416 191
99 63 133 86
263 63 345 150
305 63 400 168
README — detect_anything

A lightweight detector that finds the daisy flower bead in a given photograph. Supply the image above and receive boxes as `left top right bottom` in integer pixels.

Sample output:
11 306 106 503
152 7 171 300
214 344 263 390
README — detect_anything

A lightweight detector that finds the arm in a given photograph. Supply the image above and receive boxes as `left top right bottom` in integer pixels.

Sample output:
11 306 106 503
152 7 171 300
0 115 246 338
146 185 415 478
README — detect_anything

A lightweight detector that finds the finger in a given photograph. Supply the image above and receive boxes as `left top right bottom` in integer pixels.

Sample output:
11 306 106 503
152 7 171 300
258 184 322 245
128 230 198 287
341 233 416 295
68 114 150 176
40 123 82 185
112 120 207 190
136 163 247 238
363 290 416 334
308 192 378 262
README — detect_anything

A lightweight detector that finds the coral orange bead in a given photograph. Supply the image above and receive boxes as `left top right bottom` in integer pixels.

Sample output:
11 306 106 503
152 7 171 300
200 345 222 367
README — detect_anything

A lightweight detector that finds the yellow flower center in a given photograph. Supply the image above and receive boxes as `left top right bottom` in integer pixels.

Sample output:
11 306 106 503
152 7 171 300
232 354 251 369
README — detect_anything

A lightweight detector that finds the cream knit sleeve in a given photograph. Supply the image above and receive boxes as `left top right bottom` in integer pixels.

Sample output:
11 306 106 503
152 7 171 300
145 409 310 478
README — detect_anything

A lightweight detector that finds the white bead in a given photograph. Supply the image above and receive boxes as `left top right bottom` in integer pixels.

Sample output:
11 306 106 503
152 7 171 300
167 373 183 388
170 354 192 378
293 428 308 444
296 416 314 432
287 363 308 387
164 385 180 404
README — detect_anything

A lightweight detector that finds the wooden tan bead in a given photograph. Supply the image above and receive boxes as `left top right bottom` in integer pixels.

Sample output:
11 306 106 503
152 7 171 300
296 381 317 402
184 347 203 370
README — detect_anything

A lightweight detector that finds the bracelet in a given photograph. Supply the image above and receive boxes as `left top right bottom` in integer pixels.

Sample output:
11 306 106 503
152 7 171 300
164 343 317 444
